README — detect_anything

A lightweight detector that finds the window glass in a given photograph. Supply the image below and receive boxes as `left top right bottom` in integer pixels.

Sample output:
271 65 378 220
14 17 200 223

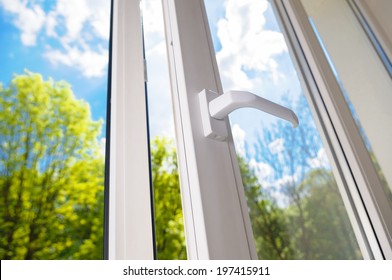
205 0 362 259
142 0 186 260
0 0 110 259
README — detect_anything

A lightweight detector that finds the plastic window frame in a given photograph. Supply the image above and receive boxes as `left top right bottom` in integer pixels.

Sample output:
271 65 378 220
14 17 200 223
105 0 392 260
105 0 155 260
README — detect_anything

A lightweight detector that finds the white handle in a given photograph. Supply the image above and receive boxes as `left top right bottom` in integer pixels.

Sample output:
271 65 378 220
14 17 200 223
199 89 299 141
209 90 299 127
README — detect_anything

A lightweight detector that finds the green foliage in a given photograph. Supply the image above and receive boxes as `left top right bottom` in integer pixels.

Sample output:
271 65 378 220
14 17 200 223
0 71 104 259
243 95 362 259
240 156 361 259
238 156 294 259
151 137 186 260
0 71 187 260
294 169 361 259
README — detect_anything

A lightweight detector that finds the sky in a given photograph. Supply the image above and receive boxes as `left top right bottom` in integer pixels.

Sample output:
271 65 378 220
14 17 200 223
0 0 329 191
0 0 298 137
0 0 110 133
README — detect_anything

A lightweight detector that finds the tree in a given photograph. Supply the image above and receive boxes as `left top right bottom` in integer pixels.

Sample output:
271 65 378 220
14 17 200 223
248 94 361 259
151 137 186 260
0 71 104 259
299 169 361 259
238 156 294 259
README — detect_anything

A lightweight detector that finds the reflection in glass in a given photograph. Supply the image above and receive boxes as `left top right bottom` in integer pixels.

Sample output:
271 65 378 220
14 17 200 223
0 0 110 259
205 0 362 259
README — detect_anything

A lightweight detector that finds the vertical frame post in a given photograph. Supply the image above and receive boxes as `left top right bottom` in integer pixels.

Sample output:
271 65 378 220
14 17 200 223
108 0 154 260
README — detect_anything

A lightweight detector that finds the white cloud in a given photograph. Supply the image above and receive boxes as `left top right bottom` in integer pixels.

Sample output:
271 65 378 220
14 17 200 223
307 148 329 169
268 138 285 154
231 124 246 158
216 0 287 90
1 0 110 78
145 41 174 138
249 158 274 185
45 11 58 38
99 137 106 156
274 173 298 188
55 0 89 43
142 0 165 42
0 0 46 46
50 0 110 43
43 0 110 77
45 45 108 78
141 0 179 139
231 123 276 186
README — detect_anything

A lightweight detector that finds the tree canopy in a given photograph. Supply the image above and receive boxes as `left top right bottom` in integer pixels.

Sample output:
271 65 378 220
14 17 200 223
151 137 186 260
0 72 104 259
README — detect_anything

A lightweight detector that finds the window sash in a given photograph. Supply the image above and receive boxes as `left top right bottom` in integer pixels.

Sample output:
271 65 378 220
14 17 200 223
162 0 257 259
107 0 154 260
106 0 392 260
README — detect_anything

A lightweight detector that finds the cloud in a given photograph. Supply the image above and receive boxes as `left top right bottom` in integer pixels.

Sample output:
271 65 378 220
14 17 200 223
48 0 110 43
0 0 110 78
268 138 285 154
99 137 106 156
145 41 174 138
44 45 108 78
142 0 165 44
232 123 277 187
0 0 46 46
216 0 288 90
307 148 330 169
249 158 275 185
141 0 176 139
43 0 110 77
232 124 247 158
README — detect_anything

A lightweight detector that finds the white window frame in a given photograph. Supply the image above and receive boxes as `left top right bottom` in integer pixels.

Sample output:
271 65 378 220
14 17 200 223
107 0 155 260
161 0 392 259
106 0 392 260
162 0 257 260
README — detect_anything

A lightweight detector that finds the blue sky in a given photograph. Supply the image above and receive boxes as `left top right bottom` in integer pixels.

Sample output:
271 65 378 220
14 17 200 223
0 0 330 191
0 0 110 138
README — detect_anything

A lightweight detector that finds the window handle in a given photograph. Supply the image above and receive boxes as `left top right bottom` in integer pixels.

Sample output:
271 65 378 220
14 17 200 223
199 89 299 141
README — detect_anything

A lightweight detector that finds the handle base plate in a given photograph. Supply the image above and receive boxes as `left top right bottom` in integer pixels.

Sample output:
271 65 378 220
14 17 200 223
199 89 228 141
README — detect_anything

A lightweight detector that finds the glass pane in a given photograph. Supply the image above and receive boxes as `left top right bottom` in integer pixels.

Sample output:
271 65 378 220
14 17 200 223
0 0 110 259
142 0 186 259
205 0 362 259
300 0 392 205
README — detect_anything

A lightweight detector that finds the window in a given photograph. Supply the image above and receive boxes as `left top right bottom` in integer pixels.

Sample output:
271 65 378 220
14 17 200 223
0 0 111 259
204 0 362 260
2 0 391 260
160 0 392 259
